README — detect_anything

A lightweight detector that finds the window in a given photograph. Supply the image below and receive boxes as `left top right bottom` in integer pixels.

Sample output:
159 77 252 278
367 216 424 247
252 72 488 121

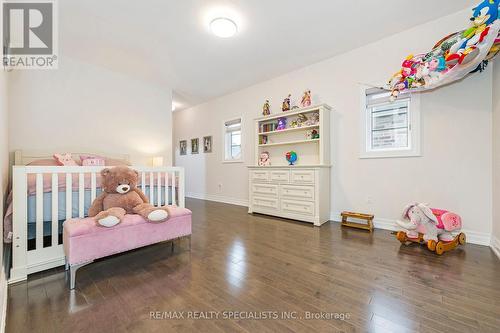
223 118 243 162
361 87 420 158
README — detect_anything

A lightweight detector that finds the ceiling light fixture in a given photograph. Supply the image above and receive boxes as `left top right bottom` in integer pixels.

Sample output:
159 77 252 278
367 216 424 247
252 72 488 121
210 17 238 38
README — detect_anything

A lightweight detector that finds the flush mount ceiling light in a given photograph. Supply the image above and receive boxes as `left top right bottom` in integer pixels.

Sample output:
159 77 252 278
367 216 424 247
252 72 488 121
210 17 238 38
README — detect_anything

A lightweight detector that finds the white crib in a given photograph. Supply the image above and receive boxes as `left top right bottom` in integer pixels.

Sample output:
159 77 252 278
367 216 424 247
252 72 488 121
9 151 185 284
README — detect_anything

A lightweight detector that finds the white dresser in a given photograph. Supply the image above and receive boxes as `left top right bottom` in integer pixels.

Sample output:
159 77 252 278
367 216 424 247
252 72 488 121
248 104 332 226
248 165 331 226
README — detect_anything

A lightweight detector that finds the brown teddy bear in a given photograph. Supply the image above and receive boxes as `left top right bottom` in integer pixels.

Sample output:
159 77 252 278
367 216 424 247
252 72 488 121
88 166 170 227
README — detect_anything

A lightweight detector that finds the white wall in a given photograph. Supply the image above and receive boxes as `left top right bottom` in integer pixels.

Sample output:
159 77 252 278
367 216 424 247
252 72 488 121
174 8 494 244
0 69 9 331
8 56 173 166
492 62 500 257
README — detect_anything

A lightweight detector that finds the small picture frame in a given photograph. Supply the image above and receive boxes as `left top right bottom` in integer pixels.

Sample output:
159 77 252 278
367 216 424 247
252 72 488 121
179 140 187 155
191 138 199 154
203 136 212 153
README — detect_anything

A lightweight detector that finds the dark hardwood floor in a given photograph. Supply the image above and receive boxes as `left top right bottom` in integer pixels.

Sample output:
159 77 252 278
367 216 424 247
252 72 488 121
6 198 500 332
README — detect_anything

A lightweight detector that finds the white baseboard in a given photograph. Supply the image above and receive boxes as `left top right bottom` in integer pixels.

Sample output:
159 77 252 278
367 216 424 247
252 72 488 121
330 211 491 246
186 192 249 207
491 236 500 260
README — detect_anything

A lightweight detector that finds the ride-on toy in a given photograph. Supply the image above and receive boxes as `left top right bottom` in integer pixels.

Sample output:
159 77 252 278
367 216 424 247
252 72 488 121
396 203 466 255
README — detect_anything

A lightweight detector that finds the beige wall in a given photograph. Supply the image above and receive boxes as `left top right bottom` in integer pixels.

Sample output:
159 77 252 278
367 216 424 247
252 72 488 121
493 62 500 256
8 55 173 166
174 9 494 244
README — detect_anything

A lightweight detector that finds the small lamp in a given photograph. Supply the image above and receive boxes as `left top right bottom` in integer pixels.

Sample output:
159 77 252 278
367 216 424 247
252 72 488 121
152 156 164 167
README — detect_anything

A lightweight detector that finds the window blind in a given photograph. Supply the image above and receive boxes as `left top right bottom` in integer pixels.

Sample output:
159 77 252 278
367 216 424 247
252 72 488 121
365 87 409 107
225 118 241 132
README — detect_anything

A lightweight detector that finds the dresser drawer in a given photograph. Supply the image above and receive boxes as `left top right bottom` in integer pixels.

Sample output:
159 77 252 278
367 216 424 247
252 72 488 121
250 170 269 182
291 170 315 184
281 185 314 200
281 199 315 216
252 183 278 197
253 196 279 210
270 170 290 182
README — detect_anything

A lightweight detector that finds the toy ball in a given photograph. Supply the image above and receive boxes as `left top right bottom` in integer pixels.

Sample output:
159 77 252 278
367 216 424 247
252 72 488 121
286 151 298 165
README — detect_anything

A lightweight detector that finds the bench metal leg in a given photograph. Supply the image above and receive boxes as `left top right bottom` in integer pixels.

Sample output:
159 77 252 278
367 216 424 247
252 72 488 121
188 235 191 250
65 258 69 271
69 261 93 290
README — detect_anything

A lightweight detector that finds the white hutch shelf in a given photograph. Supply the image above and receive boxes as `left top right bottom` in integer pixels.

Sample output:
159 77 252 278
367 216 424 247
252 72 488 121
248 104 332 226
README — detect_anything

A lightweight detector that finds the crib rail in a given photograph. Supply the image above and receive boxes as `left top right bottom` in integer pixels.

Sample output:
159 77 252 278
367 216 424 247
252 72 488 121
10 165 185 283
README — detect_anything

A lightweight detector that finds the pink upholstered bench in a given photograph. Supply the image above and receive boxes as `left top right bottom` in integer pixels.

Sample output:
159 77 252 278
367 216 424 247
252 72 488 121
63 207 192 289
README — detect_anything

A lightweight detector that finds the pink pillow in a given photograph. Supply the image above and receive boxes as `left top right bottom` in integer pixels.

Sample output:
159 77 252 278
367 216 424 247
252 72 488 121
80 155 105 166
53 153 79 166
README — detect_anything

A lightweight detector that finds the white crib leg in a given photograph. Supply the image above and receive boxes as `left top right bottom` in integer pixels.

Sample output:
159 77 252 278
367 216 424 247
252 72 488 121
69 261 93 290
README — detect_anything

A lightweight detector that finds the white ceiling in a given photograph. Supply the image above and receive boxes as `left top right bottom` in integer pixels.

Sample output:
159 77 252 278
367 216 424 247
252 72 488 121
60 0 472 110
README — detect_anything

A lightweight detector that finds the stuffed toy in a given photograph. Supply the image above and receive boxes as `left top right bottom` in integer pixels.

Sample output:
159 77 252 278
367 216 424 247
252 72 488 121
54 153 79 166
277 117 287 130
258 151 271 166
88 166 170 227
389 0 500 98
396 203 462 242
300 90 312 108
396 203 466 255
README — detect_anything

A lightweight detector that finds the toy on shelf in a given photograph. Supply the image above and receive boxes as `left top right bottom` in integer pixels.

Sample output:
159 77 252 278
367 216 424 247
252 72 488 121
290 120 298 128
285 151 297 165
282 94 291 111
396 203 466 255
297 113 308 127
259 135 268 145
259 151 271 166
341 211 374 232
305 112 319 126
301 90 312 108
388 0 500 100
277 117 287 130
262 100 271 116
311 129 319 139
305 130 313 139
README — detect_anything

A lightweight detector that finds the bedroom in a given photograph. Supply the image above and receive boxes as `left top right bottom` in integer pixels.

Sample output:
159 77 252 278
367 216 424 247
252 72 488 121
1 0 500 332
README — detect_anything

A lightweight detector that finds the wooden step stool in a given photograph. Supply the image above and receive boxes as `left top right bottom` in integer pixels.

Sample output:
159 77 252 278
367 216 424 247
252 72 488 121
341 211 374 232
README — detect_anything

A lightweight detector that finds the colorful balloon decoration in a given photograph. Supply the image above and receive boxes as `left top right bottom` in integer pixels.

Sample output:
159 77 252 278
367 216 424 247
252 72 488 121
389 0 500 100
286 151 298 165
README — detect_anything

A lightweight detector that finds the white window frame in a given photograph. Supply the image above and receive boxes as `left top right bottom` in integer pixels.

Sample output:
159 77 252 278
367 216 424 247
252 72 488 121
222 117 244 163
360 86 421 159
